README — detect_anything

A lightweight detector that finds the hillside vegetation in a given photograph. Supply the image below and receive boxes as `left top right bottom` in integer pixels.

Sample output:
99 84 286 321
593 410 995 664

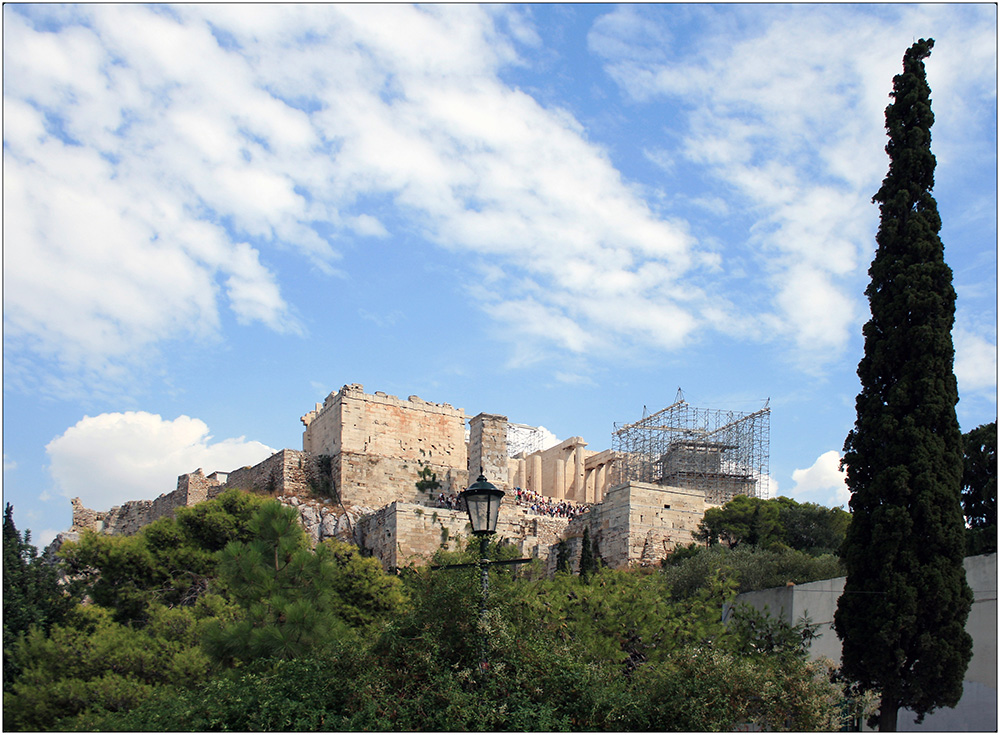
4 490 857 731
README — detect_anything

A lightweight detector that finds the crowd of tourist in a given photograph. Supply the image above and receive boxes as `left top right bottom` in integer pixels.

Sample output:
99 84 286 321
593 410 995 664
513 487 589 519
428 488 589 520
432 493 466 511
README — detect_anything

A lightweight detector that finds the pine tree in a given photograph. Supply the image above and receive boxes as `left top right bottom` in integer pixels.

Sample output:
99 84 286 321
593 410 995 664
834 39 973 731
3 504 72 686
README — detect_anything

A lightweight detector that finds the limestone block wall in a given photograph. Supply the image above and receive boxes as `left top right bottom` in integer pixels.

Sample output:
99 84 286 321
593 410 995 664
356 499 574 571
468 413 509 487
586 481 707 567
302 384 466 464
301 384 468 507
335 452 468 509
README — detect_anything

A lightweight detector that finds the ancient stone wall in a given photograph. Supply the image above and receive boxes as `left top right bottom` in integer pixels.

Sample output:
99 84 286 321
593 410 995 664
71 469 225 536
301 384 468 509
584 481 707 568
225 449 311 497
356 498 573 570
468 413 508 487
334 452 468 509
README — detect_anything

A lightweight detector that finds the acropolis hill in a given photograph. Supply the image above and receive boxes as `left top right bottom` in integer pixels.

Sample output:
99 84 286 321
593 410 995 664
61 383 771 572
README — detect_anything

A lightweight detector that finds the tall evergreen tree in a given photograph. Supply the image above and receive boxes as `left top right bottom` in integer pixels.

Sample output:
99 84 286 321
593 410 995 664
834 39 973 731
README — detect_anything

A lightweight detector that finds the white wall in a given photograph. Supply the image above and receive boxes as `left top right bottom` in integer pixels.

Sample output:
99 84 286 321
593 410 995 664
732 554 997 732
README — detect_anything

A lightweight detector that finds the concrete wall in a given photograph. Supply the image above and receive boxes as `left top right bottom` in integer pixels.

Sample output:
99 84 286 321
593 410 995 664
733 554 997 732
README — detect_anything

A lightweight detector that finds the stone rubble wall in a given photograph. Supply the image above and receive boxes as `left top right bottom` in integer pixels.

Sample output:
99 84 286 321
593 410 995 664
224 449 312 497
71 469 224 536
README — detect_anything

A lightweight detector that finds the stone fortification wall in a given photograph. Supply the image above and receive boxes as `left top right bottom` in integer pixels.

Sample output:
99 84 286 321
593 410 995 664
356 499 573 570
333 452 468 509
225 449 311 497
71 469 224 536
585 481 707 567
301 384 468 508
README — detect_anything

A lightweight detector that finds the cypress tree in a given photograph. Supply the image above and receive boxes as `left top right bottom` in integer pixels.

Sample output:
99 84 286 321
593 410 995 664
834 39 973 731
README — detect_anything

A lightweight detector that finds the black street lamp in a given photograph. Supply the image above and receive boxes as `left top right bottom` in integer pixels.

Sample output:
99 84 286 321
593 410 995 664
459 473 504 674
461 473 505 536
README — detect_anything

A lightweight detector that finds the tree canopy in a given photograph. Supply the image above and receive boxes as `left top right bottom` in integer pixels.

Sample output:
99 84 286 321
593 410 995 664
835 38 973 731
4 491 855 731
696 494 849 555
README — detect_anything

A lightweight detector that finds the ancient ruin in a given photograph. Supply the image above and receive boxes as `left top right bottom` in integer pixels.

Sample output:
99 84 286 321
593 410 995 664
62 383 770 572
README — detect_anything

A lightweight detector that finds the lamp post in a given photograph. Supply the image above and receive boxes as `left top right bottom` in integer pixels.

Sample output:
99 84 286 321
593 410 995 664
459 473 504 674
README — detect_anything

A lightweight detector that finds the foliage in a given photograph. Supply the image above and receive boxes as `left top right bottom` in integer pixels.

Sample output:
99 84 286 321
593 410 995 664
5 491 849 731
3 503 74 688
836 38 973 730
724 603 818 661
80 647 366 732
578 526 598 579
962 421 997 555
203 501 407 664
697 494 849 555
774 496 851 555
58 489 270 625
661 544 843 598
608 645 844 731
698 494 781 548
3 603 212 731
415 465 441 493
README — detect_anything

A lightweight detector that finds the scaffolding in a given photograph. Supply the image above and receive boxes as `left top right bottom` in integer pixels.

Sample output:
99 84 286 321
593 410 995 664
610 392 770 504
507 422 549 458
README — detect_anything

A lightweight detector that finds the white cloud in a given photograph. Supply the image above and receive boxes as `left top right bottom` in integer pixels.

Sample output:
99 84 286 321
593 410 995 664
45 412 275 511
954 327 998 394
3 455 17 472
790 450 849 508
2 4 710 391
590 4 996 366
3 4 994 391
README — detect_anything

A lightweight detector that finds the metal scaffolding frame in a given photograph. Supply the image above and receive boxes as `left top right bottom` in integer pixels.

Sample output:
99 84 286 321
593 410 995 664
611 393 770 503
507 422 548 458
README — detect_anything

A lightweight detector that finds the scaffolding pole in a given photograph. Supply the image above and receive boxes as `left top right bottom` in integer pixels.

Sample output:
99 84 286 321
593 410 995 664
611 398 770 503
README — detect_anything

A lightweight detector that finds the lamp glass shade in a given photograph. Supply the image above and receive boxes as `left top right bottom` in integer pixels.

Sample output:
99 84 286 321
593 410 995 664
461 475 505 535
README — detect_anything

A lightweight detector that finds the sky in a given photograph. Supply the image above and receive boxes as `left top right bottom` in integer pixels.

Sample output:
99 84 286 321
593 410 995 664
3 3 997 548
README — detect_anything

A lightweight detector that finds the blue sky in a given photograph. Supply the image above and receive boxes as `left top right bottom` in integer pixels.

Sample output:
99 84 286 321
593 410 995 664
4 4 996 547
